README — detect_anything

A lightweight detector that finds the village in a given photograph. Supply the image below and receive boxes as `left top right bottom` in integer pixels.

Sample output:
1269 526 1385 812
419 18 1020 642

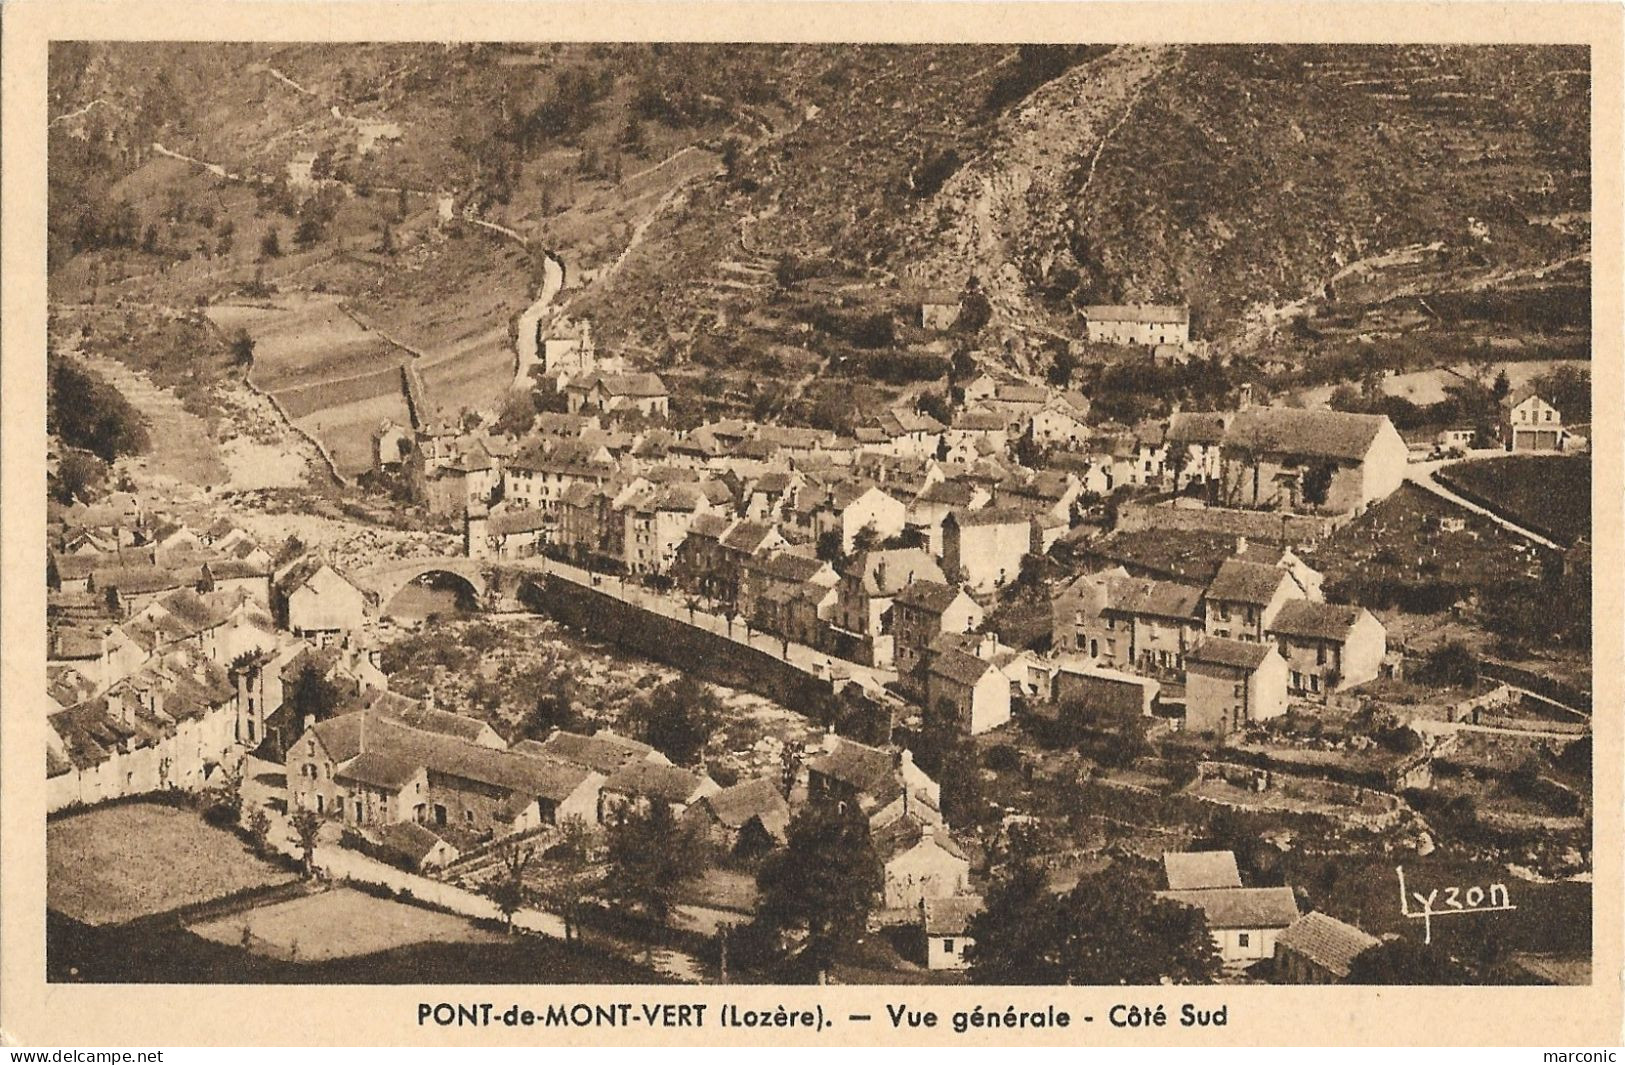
46 284 1594 987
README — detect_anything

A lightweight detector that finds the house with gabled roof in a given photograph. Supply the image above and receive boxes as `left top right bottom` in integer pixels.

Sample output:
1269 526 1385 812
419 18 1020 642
1274 911 1380 984
907 480 991 557
600 760 719 821
1220 407 1408 513
1267 600 1387 698
925 633 1013 735
812 482 907 554
1184 636 1289 735
1500 387 1566 452
805 733 941 831
684 776 791 856
1083 304 1190 347
942 507 1033 595
288 710 605 837
274 556 368 643
890 579 984 684
1159 885 1300 964
877 815 972 911
920 893 984 970
832 548 946 667
1165 410 1230 490
1203 557 1314 643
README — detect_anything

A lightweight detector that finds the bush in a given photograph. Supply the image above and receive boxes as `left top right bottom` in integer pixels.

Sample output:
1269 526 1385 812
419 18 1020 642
202 802 240 829
984 744 1024 773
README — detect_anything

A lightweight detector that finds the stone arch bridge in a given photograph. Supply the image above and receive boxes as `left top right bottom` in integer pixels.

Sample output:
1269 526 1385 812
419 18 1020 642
352 556 491 610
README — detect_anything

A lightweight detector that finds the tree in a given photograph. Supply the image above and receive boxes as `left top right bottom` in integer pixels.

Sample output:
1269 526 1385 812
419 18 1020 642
294 217 324 248
1047 348 1077 388
538 815 597 944
968 863 1221 985
259 227 282 259
1492 369 1511 402
965 860 1061 982
755 801 884 983
54 451 109 504
630 674 720 765
850 521 880 556
483 839 536 933
48 357 151 462
230 328 256 367
291 809 322 876
1301 461 1336 509
958 286 993 334
937 734 986 827
378 224 396 256
245 808 272 856
815 530 844 565
603 802 703 926
1347 938 1467 984
494 389 539 437
286 662 343 731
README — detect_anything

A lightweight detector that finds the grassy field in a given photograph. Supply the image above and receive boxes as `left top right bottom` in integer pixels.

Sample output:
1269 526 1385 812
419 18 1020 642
48 802 296 926
1441 453 1591 546
49 908 669 984
189 886 502 960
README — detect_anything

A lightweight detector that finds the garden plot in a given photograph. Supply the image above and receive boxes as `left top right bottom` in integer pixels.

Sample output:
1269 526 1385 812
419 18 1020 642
48 802 295 926
189 886 501 961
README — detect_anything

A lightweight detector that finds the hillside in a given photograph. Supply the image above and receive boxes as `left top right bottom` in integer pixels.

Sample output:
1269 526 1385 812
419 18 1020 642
49 43 1590 437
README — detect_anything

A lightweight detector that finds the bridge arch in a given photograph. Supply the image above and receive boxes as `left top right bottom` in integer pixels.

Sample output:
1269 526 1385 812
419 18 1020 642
354 557 490 614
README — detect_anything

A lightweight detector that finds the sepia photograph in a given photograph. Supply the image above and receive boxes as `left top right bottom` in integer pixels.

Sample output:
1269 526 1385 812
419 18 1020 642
6 3 1619 1045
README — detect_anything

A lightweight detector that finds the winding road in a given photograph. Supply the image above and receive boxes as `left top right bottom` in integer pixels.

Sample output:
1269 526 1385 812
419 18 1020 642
1404 452 1564 551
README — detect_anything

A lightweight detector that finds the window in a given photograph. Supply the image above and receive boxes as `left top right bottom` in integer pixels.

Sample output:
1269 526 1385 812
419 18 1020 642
943 939 956 954
1291 671 1301 689
465 809 475 824
1310 675 1321 693
1317 643 1327 665
1237 933 1250 948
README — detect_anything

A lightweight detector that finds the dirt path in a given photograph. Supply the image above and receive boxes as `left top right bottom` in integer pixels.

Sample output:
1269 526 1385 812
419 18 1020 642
1405 456 1563 551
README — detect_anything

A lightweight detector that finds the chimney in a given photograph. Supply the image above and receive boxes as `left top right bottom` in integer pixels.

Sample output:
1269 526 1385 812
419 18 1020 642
821 730 839 754
978 631 998 661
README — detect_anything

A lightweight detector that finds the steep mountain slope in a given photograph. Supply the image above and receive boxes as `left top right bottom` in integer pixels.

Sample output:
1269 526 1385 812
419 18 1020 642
49 43 1590 432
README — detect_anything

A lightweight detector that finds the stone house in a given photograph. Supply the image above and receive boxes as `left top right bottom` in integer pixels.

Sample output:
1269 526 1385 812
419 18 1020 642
1268 601 1388 698
1219 408 1408 514
942 508 1033 595
889 579 984 685
1203 558 1314 643
1183 637 1289 736
1083 304 1190 347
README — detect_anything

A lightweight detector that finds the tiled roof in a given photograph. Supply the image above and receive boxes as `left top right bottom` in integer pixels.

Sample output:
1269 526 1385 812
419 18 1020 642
806 736 897 797
1166 411 1230 446
489 508 552 536
874 815 970 863
699 777 790 839
379 820 456 863
950 506 1031 529
1276 911 1379 978
1207 559 1293 605
1159 886 1300 930
842 549 945 595
1163 850 1243 891
1224 408 1392 463
534 729 654 775
604 760 710 804
892 579 968 614
1269 600 1367 642
335 750 422 790
1109 576 1204 622
927 647 999 688
1187 637 1275 670
1083 304 1189 325
923 894 984 935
